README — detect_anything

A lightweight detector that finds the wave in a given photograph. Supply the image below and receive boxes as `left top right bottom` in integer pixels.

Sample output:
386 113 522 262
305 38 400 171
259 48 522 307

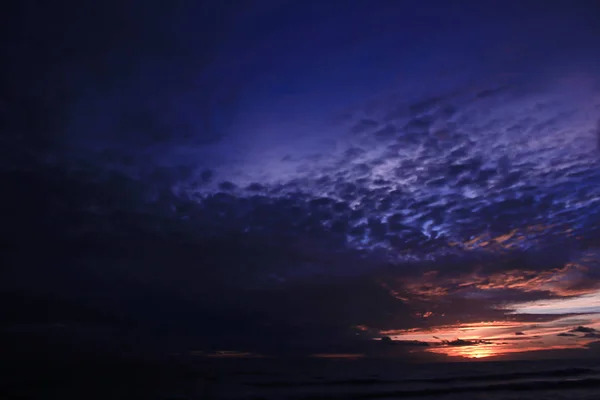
405 366 595 384
294 377 600 399
245 367 595 388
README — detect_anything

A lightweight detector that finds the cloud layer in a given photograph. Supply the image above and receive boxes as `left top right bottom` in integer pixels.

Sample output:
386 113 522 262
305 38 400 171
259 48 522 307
3 0 600 359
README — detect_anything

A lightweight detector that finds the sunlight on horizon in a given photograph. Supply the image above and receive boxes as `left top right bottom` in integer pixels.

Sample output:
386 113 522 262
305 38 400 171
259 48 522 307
429 344 498 359
383 314 600 359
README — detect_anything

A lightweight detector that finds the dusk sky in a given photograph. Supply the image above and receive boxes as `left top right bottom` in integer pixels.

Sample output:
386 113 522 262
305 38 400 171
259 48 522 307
3 0 600 362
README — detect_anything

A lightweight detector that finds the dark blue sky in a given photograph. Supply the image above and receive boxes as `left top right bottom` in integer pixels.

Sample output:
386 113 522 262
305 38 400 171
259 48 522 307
3 0 600 360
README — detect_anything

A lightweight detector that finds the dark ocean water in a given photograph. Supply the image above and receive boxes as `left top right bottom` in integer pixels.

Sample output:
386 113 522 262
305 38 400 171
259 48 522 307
204 358 600 400
4 356 600 399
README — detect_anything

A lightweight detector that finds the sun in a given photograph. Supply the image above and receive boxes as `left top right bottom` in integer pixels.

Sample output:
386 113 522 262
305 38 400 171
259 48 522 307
430 344 498 359
467 347 495 359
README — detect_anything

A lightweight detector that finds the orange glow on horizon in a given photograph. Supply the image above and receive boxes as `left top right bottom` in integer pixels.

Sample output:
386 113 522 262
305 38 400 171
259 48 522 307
425 342 584 359
382 314 600 360
433 344 498 359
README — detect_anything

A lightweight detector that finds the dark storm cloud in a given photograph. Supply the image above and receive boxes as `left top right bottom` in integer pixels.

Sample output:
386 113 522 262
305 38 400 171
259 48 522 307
1 161 427 353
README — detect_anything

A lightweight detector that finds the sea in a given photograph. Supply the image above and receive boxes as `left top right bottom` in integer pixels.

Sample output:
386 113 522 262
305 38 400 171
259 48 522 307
202 357 600 400
4 356 600 399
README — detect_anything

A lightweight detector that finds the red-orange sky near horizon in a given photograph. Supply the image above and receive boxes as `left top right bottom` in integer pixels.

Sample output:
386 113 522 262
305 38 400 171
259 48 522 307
381 314 600 360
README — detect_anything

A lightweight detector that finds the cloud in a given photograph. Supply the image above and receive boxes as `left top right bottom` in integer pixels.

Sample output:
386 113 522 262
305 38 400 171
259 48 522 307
380 336 429 347
569 326 598 334
509 290 600 315
3 0 600 360
441 339 492 347
380 314 600 359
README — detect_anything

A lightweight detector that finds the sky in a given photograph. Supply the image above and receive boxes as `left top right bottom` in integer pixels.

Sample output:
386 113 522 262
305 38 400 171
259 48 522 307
3 0 600 361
